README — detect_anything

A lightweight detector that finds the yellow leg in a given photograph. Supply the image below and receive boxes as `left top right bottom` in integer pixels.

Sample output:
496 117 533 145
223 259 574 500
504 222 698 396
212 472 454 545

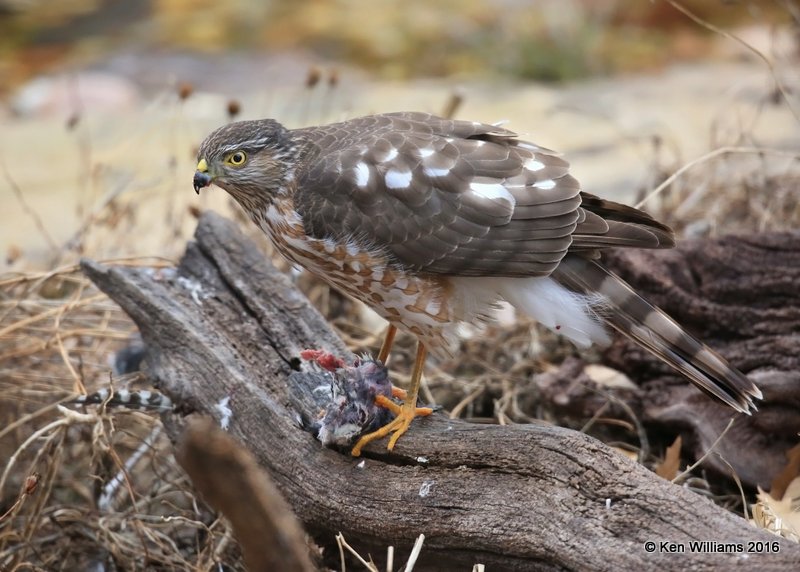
351 342 432 456
377 324 397 364
379 326 411 400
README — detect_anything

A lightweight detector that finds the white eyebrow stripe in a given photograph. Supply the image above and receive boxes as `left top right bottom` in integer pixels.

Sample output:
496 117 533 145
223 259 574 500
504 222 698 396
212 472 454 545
218 138 270 154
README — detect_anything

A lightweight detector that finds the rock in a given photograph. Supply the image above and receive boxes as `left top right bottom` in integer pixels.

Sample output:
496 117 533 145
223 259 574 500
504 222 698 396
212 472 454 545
11 71 141 118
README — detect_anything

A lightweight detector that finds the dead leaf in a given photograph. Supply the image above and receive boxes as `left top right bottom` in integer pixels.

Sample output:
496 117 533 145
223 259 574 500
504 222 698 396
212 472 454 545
611 446 639 462
583 364 637 390
655 435 682 480
755 477 800 542
770 443 800 501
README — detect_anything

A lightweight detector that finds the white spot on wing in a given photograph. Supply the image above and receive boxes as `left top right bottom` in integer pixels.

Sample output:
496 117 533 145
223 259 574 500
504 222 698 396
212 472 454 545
524 158 545 172
383 147 398 161
354 162 370 187
533 179 556 190
469 182 516 207
424 166 449 178
517 142 542 152
418 147 435 158
385 169 413 189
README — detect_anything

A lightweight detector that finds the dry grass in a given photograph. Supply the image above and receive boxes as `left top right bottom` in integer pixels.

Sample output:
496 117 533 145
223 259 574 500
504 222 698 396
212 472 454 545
0 265 243 570
636 144 800 237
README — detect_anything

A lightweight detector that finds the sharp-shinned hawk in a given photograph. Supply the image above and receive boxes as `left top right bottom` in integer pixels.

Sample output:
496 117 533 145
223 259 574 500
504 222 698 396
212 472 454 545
193 112 761 455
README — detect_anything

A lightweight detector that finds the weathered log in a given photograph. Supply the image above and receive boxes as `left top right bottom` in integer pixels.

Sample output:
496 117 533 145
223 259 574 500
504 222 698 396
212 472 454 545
80 213 800 571
537 235 800 489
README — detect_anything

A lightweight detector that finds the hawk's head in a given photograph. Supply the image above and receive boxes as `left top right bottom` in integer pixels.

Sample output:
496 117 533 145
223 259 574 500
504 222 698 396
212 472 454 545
193 119 296 203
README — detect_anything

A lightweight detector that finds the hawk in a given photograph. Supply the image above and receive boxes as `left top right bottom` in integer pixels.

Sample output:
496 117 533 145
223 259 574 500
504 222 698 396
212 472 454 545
193 112 761 455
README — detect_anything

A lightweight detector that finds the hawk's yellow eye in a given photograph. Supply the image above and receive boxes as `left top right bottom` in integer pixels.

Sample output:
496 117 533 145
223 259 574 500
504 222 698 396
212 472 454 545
227 151 247 166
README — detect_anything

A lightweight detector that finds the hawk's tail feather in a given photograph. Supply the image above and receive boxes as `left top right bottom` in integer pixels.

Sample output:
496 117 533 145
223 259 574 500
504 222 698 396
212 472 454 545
552 255 762 414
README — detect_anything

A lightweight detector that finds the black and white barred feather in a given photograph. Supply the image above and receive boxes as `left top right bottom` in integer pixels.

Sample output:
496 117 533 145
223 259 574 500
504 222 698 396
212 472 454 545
72 388 173 412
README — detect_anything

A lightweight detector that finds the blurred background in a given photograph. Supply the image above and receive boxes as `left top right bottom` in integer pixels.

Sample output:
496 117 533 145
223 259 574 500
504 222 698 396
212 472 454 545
0 0 798 269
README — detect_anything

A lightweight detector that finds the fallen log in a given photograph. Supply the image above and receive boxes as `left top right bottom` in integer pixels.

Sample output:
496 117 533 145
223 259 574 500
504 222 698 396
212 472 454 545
81 213 800 571
539 234 800 490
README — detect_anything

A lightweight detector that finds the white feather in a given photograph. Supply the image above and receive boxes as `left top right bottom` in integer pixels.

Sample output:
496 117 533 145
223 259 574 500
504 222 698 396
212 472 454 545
450 276 610 348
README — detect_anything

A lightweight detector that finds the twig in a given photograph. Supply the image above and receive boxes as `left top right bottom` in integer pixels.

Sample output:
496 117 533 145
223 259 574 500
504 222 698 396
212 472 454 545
672 417 736 484
449 384 485 419
386 545 394 572
402 534 425 572
98 425 163 512
2 161 58 252
0 473 40 523
0 407 96 495
336 532 379 572
0 294 106 339
635 146 800 209
714 453 750 522
666 0 800 124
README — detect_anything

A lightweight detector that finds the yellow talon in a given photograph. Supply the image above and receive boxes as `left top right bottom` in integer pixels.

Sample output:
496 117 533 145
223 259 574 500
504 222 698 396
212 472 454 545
350 338 431 456
351 399 432 456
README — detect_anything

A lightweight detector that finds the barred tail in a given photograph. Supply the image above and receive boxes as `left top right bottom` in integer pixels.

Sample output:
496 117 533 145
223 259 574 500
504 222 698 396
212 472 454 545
552 255 762 414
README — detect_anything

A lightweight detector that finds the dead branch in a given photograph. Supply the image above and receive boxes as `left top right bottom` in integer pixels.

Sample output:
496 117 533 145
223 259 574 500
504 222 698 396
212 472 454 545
177 418 318 572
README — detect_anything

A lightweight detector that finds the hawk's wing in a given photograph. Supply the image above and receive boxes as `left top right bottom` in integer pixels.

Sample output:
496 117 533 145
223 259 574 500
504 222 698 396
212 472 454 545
292 112 673 277
291 112 760 413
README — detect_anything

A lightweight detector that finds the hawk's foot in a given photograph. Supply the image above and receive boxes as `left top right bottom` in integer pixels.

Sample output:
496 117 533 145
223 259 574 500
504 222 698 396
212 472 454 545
391 385 409 400
350 396 433 456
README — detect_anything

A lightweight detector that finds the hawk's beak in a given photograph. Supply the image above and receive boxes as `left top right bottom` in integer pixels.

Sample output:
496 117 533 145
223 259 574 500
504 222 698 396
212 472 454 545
193 159 212 194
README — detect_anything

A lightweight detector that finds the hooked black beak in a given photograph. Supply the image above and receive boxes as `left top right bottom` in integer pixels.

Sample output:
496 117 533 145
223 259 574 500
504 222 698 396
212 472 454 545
193 159 212 194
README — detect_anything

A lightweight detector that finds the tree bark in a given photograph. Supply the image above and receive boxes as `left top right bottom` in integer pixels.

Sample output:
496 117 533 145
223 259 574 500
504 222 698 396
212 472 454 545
80 213 800 571
603 236 800 489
